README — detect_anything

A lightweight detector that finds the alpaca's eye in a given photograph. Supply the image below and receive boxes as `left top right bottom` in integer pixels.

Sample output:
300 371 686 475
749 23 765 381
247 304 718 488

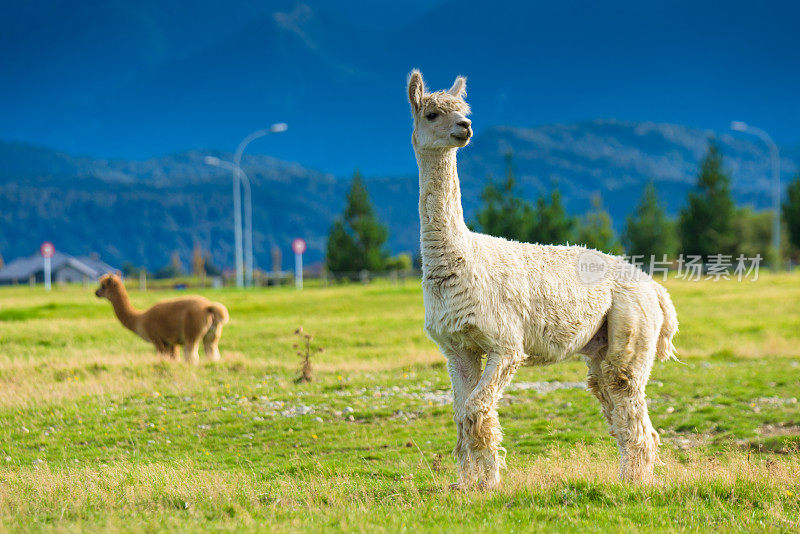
425 112 438 121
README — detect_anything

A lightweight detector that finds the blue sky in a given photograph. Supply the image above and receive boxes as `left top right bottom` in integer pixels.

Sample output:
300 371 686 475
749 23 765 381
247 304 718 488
0 0 798 175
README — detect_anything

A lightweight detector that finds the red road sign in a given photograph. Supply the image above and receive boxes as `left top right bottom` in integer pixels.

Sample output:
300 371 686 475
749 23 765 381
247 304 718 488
291 238 307 255
40 241 55 258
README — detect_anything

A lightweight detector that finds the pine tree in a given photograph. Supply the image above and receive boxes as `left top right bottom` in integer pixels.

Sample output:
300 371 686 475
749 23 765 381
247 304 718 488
530 188 576 245
325 220 359 273
679 141 736 257
623 182 678 258
474 153 536 241
783 174 800 256
325 172 389 274
577 195 623 254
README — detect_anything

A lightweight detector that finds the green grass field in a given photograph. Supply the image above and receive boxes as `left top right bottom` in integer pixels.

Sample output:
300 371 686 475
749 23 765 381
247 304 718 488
1 275 799 532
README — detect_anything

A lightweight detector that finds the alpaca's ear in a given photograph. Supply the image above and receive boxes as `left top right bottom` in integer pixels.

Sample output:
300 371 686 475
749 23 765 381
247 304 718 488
407 69 425 113
448 76 466 99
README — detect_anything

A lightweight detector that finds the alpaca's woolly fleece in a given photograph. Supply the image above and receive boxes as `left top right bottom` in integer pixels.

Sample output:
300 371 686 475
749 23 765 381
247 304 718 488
407 70 678 489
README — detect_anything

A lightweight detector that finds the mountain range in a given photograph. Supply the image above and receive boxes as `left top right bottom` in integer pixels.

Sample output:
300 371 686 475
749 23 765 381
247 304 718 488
1 120 797 271
1 1 798 176
2 1 799 270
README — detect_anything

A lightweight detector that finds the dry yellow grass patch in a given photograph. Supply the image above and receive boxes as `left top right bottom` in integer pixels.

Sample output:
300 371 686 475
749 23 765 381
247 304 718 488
501 445 800 492
0 347 445 408
2 448 796 516
0 352 225 408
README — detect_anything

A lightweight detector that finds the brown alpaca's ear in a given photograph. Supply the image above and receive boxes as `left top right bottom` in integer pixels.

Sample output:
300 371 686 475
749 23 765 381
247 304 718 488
407 69 425 113
448 75 466 99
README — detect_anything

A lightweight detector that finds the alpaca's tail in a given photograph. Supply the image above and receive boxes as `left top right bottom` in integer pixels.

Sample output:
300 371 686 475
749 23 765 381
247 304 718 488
654 284 678 361
207 302 229 326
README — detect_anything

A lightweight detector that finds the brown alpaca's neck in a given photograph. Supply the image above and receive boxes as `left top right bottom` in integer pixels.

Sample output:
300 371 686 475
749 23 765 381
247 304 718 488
108 286 141 334
415 147 471 273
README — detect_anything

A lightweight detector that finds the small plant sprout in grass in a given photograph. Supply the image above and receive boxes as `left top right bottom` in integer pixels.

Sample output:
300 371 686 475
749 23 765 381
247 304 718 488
293 327 323 383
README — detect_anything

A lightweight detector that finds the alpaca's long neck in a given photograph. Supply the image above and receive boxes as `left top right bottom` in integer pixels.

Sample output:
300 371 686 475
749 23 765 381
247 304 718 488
415 148 471 275
108 287 142 334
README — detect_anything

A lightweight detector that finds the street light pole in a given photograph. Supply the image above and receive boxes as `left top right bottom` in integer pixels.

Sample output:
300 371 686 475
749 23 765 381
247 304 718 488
204 156 244 287
240 172 254 288
233 164 244 288
204 123 287 288
233 123 288 287
730 121 781 263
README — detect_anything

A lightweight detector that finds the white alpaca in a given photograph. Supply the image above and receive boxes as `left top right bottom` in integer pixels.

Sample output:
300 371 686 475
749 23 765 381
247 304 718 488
407 70 678 489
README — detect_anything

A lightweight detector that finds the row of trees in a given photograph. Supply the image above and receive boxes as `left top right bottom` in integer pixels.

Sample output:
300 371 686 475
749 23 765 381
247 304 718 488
325 142 800 274
122 245 222 279
629 141 800 260
478 143 800 261
476 153 625 253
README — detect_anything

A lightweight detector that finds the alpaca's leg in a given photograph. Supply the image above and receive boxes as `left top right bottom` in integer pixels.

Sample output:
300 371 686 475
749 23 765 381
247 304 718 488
444 350 482 488
604 297 661 482
184 340 201 365
461 350 525 489
585 352 616 432
587 352 630 464
167 344 179 361
203 323 223 361
153 339 171 359
605 360 659 482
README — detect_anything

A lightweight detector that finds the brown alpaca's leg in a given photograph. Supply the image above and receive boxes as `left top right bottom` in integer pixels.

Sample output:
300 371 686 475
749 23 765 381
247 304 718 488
203 323 223 361
168 344 180 361
184 340 201 365
182 317 208 365
444 349 482 488
153 339 170 359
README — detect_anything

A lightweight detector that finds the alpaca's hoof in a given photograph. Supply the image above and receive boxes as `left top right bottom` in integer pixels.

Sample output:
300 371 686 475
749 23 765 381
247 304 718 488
480 468 502 491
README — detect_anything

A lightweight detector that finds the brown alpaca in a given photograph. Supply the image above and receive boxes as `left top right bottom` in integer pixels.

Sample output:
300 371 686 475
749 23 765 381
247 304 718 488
95 274 229 364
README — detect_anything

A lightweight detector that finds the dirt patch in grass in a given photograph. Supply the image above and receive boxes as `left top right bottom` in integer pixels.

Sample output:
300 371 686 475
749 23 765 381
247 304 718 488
758 422 800 437
661 431 711 450
735 423 800 454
